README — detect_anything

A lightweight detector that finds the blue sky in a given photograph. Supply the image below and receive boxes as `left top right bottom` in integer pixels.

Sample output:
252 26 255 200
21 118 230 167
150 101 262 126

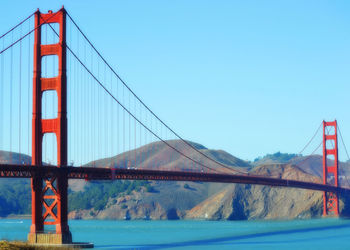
1 0 350 161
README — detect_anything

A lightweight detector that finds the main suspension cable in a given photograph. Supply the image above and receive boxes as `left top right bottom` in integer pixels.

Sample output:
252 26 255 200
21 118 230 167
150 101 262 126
337 124 350 188
0 12 34 40
298 122 322 155
0 10 60 55
338 124 350 161
65 11 246 173
292 140 323 170
45 21 227 174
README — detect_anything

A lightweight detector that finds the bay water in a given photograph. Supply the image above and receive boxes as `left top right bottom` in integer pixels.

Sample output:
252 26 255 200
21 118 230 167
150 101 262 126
1 218 350 249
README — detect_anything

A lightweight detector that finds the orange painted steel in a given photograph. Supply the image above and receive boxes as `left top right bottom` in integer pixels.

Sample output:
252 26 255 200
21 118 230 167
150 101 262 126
322 120 339 216
30 7 70 239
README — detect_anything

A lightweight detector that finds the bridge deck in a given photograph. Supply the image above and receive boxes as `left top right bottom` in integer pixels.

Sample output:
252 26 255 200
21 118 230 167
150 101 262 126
0 164 349 194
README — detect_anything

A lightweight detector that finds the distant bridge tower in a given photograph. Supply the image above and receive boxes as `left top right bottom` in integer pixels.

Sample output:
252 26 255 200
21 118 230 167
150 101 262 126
28 7 72 244
322 120 339 216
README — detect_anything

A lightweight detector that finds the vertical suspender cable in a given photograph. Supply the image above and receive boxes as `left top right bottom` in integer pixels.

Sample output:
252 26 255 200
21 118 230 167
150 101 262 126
82 42 85 165
104 64 107 159
111 70 113 160
0 39 4 150
123 85 125 168
79 39 82 166
71 41 74 165
165 127 167 170
150 116 153 169
81 46 84 165
10 32 13 163
82 37 85 164
111 70 113 159
134 93 136 168
129 90 131 167
139 102 142 168
19 25 22 164
98 59 100 162
93 51 96 167
74 28 77 165
78 32 82 166
72 22 79 166
81 40 84 165
75 26 78 165
145 109 148 169
337 125 350 187
117 78 119 164
75 29 78 165
155 120 157 169
68 20 72 165
43 24 47 163
90 46 93 165
77 36 80 165
85 39 88 164
171 129 174 171
78 41 85 166
74 36 77 165
156 121 159 169
338 125 350 161
28 19 31 158
153 114 155 169
52 26 55 164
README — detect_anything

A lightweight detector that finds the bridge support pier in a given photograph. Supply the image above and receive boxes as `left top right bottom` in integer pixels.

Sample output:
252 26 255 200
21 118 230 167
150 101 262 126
28 232 72 245
28 7 72 244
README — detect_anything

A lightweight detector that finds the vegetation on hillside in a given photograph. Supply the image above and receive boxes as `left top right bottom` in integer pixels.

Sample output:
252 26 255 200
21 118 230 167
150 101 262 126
253 152 300 164
0 180 31 217
68 180 154 211
0 179 154 217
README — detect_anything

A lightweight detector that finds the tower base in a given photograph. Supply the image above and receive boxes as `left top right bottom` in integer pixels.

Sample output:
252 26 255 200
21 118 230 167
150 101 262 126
28 232 72 244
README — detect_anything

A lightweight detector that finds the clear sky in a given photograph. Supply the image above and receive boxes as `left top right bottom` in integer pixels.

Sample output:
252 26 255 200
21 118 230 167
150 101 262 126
1 0 350 161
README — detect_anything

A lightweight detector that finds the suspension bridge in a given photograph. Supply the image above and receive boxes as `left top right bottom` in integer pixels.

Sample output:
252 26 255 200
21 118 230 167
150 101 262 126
0 7 349 246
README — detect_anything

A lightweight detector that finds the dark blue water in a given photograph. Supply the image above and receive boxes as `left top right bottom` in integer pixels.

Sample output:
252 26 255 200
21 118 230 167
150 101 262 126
1 218 350 249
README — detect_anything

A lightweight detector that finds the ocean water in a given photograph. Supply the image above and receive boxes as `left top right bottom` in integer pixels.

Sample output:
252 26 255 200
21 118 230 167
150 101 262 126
0 218 350 249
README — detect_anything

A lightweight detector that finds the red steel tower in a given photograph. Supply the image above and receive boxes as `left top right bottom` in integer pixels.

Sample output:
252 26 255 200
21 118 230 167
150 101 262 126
322 120 339 216
28 7 72 244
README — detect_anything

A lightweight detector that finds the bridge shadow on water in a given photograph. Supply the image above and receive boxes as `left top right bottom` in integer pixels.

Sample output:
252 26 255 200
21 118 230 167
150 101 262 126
94 221 350 249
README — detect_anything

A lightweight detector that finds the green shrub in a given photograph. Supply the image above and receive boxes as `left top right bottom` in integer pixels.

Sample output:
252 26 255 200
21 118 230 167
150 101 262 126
68 180 151 212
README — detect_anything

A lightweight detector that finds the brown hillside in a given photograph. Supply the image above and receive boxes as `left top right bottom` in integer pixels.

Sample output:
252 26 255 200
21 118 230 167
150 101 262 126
87 140 251 173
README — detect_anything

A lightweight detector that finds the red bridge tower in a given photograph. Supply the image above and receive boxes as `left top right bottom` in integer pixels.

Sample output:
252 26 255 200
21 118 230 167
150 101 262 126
28 7 72 244
322 120 339 216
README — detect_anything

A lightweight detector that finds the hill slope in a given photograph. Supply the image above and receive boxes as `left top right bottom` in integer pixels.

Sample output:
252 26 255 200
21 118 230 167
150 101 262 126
88 140 251 172
1 142 349 220
186 163 326 220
